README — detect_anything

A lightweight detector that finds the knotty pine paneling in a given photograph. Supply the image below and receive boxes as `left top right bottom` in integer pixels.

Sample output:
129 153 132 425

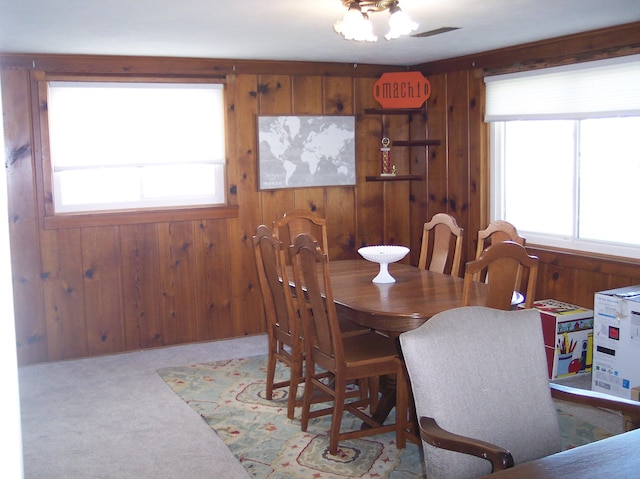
120 223 163 350
407 108 428 266
5 25 640 364
323 77 357 259
81 226 124 356
227 73 265 337
2 69 48 364
40 228 89 361
467 72 487 265
194 218 234 339
424 74 450 233
444 70 471 254
157 221 199 345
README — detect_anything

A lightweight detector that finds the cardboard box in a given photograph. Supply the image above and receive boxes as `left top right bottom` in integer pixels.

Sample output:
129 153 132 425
623 386 640 431
592 286 640 399
525 299 594 379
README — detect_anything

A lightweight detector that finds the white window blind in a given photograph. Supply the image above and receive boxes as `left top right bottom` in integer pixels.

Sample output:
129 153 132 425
47 81 226 213
485 55 640 121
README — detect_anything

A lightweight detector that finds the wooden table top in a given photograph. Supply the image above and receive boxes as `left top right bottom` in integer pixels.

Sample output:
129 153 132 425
480 427 640 479
326 259 486 334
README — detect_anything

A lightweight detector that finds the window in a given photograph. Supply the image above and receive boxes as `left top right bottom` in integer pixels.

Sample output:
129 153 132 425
486 55 640 259
46 80 226 213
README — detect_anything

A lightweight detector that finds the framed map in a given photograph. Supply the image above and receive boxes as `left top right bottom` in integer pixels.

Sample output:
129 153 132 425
257 115 356 190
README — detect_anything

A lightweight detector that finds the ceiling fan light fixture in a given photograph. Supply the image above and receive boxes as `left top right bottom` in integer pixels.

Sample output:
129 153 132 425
335 1 417 42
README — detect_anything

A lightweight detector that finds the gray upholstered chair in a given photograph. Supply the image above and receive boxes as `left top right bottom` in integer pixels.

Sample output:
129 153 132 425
399 306 640 479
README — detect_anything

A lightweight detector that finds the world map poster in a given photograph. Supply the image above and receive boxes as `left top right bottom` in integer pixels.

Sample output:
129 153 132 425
257 115 356 190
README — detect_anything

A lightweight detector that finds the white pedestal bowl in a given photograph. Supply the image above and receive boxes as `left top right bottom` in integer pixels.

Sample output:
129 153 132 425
358 245 410 283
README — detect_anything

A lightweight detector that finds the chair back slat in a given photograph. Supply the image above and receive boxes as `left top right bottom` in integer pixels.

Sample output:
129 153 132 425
463 240 538 310
274 209 329 262
418 213 464 277
475 220 525 259
253 225 297 334
290 233 343 369
252 224 304 419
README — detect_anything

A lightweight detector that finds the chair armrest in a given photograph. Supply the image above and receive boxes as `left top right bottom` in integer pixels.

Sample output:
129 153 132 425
419 416 515 472
550 382 640 424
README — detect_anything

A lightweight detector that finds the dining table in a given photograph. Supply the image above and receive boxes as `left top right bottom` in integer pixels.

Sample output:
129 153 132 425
327 259 487 335
478 427 640 479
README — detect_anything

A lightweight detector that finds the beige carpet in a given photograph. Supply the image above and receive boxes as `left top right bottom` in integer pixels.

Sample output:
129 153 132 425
18 335 267 479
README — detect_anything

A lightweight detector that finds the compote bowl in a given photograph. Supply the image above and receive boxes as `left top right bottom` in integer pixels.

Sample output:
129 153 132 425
357 245 410 283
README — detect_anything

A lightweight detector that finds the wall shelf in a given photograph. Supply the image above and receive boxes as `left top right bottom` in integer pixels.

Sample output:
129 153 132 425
364 108 425 115
365 175 424 182
364 108 439 181
392 139 441 147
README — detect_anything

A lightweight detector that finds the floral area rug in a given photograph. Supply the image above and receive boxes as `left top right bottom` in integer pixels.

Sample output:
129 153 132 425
157 355 612 479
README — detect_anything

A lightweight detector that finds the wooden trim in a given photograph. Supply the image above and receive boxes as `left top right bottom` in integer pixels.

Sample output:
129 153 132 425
528 245 640 280
44 73 227 83
414 21 640 75
43 205 239 229
0 52 407 78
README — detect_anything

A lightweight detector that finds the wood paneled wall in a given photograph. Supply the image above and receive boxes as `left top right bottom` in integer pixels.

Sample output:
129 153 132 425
4 21 640 365
2 58 446 365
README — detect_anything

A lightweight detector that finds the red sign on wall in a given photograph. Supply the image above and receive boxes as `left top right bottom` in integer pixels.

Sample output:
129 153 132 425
373 71 431 109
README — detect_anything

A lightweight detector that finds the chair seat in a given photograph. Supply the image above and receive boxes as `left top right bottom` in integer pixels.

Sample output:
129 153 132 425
342 331 399 365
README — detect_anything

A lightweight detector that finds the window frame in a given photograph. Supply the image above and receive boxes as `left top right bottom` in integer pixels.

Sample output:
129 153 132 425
490 119 640 260
486 56 640 260
36 74 237 230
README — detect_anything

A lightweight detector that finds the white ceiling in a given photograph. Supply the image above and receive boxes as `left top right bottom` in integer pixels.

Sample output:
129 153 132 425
1 0 639 67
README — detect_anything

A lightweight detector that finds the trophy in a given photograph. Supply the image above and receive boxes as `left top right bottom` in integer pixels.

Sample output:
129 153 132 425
380 137 395 176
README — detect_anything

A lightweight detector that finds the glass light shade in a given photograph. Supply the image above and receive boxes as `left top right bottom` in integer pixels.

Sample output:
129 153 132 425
360 14 378 42
335 6 377 42
343 5 364 25
385 7 419 40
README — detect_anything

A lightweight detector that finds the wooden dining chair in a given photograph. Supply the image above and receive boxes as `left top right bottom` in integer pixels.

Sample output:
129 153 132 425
275 208 368 335
418 213 464 277
475 220 527 295
252 224 303 419
463 240 538 310
289 232 408 455
273 209 329 260
475 220 525 260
